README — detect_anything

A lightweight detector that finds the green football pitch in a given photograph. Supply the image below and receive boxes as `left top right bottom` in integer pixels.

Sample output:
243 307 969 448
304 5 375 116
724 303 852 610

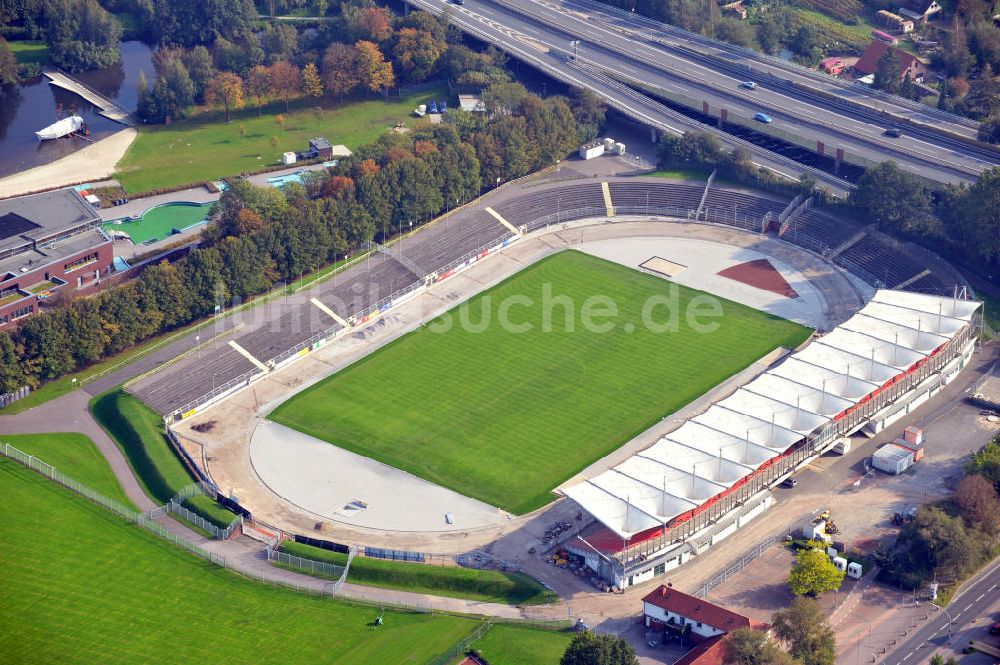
271 250 812 514
0 453 570 664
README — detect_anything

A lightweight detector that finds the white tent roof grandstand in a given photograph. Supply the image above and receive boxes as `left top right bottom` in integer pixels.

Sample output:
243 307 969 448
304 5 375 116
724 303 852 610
563 290 979 539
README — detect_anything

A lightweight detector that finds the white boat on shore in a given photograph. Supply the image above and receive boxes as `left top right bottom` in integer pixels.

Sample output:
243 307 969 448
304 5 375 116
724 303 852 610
35 115 84 141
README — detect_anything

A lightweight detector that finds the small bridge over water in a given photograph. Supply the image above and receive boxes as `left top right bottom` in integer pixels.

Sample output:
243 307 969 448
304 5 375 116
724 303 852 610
43 69 134 126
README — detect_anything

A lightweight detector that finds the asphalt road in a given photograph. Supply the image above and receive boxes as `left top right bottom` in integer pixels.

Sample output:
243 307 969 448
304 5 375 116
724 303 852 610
411 0 999 186
881 556 1000 665
534 0 981 140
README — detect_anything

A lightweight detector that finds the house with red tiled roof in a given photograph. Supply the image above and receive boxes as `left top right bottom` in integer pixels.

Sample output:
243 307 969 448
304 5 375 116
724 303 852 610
643 585 770 664
854 41 928 83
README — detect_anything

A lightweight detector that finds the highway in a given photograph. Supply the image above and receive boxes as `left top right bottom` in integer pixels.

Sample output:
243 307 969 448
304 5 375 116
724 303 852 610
407 0 856 195
527 0 981 140
881 556 1000 665
410 0 1000 186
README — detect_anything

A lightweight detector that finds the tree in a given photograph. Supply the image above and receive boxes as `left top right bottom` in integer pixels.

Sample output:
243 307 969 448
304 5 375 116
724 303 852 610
0 37 18 85
850 161 931 235
302 62 323 98
350 6 393 42
560 631 638 665
355 40 394 97
772 597 836 665
873 48 902 94
723 628 795 665
262 22 298 64
954 473 999 533
393 27 446 83
245 65 272 116
46 0 122 72
184 45 216 103
939 167 1000 266
0 331 29 392
206 72 244 122
239 123 246 142
268 60 301 112
322 43 360 100
967 437 1000 490
977 115 1000 144
788 547 844 596
570 88 607 142
901 506 988 580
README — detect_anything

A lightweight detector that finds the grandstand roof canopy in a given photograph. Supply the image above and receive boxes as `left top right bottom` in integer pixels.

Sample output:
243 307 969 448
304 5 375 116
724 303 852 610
563 290 980 539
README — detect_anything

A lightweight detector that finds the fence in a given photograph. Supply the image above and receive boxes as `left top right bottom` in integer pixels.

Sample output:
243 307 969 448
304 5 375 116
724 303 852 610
267 544 354 595
693 531 787 598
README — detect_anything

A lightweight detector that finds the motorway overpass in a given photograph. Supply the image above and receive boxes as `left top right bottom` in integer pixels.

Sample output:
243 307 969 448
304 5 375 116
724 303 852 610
407 0 1000 188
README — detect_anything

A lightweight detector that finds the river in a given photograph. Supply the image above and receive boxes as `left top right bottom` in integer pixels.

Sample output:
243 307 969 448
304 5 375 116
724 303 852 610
0 41 155 180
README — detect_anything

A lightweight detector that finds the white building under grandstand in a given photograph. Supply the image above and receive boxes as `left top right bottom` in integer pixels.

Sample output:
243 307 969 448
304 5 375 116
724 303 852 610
561 290 981 590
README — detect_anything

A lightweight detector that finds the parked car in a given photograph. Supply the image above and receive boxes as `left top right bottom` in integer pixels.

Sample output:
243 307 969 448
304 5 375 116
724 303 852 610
754 112 772 123
452 0 465 4
885 128 902 137
741 81 757 90
781 477 797 488
429 100 439 114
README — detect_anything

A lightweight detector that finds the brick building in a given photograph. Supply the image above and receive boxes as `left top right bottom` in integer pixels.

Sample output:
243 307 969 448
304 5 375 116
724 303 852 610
0 188 112 329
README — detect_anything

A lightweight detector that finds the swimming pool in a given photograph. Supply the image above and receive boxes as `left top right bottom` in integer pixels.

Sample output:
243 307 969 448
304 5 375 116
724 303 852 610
103 201 215 245
267 172 305 188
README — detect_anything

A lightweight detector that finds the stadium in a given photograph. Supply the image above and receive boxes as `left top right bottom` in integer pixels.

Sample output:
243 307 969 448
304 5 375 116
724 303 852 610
135 168 982 592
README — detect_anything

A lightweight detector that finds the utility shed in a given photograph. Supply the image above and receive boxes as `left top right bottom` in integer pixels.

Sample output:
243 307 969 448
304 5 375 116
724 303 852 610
872 443 914 475
309 137 333 159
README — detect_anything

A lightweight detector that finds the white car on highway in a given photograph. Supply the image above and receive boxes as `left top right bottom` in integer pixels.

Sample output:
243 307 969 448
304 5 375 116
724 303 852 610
741 81 758 90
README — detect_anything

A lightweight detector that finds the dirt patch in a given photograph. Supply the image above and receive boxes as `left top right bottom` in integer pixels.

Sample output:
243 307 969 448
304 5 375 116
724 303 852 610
718 258 799 299
640 256 686 278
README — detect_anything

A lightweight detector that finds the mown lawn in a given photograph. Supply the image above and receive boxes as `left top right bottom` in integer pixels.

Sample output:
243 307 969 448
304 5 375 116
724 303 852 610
114 85 444 193
469 624 575 665
0 457 480 664
272 250 812 514
280 542 557 606
8 40 48 65
0 432 136 508
89 388 235 527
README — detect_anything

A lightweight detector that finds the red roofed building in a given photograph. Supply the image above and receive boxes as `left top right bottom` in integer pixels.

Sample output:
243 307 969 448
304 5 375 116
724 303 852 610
854 41 928 83
642 585 769 663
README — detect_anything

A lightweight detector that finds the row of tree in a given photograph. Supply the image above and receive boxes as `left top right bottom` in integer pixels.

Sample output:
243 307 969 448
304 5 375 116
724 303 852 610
0 84 600 393
134 9 451 124
850 162 1000 274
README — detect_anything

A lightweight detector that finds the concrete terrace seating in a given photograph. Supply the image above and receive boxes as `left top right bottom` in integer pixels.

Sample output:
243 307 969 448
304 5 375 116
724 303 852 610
608 182 705 213
495 184 607 229
901 272 951 295
782 210 862 254
836 236 926 288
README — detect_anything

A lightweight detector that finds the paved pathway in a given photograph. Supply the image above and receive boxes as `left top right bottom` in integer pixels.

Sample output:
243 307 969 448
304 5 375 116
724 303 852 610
0 390 156 512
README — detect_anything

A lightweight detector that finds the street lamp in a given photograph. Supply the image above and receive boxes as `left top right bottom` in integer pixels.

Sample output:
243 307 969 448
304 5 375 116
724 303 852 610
570 40 581 60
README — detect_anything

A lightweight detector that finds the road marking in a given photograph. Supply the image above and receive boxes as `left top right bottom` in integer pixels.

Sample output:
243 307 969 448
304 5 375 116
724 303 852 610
310 297 348 327
964 603 973 611
976 593 985 601
484 207 521 235
902 653 913 661
228 340 269 373
601 181 615 216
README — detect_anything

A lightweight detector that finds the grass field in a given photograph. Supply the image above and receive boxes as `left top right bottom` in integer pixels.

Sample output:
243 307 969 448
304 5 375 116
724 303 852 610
470 624 575 665
0 457 478 664
272 250 812 514
8 40 48 65
0 432 136 508
280 542 556 606
114 85 444 193
90 388 235 527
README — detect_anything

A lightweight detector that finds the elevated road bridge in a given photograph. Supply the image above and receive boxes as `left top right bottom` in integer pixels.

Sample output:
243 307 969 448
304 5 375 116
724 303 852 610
410 0 999 187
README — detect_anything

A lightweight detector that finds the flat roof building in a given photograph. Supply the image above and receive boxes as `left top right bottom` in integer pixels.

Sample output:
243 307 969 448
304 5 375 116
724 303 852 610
0 188 113 329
